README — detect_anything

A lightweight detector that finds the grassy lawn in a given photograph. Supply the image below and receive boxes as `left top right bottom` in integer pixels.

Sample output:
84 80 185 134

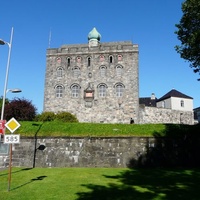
0 167 200 200
12 121 200 137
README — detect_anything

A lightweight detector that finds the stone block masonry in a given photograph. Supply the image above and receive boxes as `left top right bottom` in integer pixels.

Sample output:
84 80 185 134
44 40 139 124
1 137 148 168
139 106 194 125
0 135 199 168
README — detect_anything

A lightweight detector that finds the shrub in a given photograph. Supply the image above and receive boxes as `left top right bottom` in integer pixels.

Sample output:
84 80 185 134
55 112 78 123
37 111 56 122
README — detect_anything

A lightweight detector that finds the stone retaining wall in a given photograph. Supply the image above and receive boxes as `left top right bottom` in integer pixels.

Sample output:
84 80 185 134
0 137 151 168
0 135 199 168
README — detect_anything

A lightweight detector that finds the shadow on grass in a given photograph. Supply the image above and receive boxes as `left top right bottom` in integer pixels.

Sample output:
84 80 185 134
0 167 32 177
77 168 200 200
77 124 200 200
10 175 47 191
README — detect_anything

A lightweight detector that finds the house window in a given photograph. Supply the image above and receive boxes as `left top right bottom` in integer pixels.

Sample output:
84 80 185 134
57 67 63 78
72 66 80 78
67 58 71 66
56 85 63 98
100 66 106 77
109 55 113 63
71 84 80 98
181 100 184 107
116 65 123 76
115 83 124 97
88 57 91 66
98 84 107 97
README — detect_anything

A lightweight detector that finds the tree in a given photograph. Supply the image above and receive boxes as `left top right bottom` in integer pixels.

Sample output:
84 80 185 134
175 0 200 80
4 97 37 121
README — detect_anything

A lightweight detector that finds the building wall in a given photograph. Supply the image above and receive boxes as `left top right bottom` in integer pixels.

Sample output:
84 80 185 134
157 97 193 112
139 105 194 124
157 98 171 109
171 97 193 111
44 41 139 123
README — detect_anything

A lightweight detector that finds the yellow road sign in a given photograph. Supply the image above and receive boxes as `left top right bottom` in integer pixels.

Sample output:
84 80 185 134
5 117 21 133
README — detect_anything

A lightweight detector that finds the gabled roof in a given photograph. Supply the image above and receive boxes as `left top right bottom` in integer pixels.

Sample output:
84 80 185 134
139 97 157 107
157 89 193 102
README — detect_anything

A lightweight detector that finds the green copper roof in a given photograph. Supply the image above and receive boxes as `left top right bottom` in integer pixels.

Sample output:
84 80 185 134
88 27 101 41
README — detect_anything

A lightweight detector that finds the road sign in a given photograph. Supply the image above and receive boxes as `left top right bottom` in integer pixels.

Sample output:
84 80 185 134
5 117 21 133
0 120 6 134
4 134 20 144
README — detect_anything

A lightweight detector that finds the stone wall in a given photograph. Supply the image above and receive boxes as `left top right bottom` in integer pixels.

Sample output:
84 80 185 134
1 134 199 168
44 41 139 124
0 137 150 168
139 106 194 125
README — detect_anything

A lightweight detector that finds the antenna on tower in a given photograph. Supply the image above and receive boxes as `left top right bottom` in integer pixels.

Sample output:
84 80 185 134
48 28 52 48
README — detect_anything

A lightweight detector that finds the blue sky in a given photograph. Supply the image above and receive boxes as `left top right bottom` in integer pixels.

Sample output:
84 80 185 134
0 0 199 113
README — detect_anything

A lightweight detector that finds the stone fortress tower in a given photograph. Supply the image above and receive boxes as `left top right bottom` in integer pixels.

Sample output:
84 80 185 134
44 28 139 123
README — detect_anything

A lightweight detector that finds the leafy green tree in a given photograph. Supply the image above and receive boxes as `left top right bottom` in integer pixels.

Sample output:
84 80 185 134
4 97 37 121
175 0 200 80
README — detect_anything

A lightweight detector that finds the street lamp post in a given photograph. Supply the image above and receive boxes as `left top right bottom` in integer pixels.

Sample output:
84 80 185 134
0 28 22 192
0 27 14 121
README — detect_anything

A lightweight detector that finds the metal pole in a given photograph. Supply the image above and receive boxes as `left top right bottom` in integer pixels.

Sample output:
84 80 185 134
0 27 14 191
1 27 14 120
8 143 12 191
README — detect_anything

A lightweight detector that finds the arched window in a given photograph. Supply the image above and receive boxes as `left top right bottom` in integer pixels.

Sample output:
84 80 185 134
109 55 113 63
71 84 80 98
72 66 80 78
67 57 71 67
98 84 107 97
115 83 124 97
55 85 63 98
99 66 106 77
57 67 63 78
88 57 91 66
116 65 123 76
180 100 184 107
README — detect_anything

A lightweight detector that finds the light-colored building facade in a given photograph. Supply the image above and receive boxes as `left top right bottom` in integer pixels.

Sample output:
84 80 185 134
156 89 193 111
44 28 139 123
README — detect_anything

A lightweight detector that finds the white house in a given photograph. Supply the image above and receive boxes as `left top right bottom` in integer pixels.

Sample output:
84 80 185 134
156 89 193 111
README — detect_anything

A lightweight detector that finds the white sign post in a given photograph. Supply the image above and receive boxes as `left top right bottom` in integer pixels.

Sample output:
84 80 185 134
4 117 21 191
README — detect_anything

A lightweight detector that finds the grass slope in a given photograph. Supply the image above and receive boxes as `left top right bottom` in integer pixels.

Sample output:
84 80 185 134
0 167 200 200
13 121 200 137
